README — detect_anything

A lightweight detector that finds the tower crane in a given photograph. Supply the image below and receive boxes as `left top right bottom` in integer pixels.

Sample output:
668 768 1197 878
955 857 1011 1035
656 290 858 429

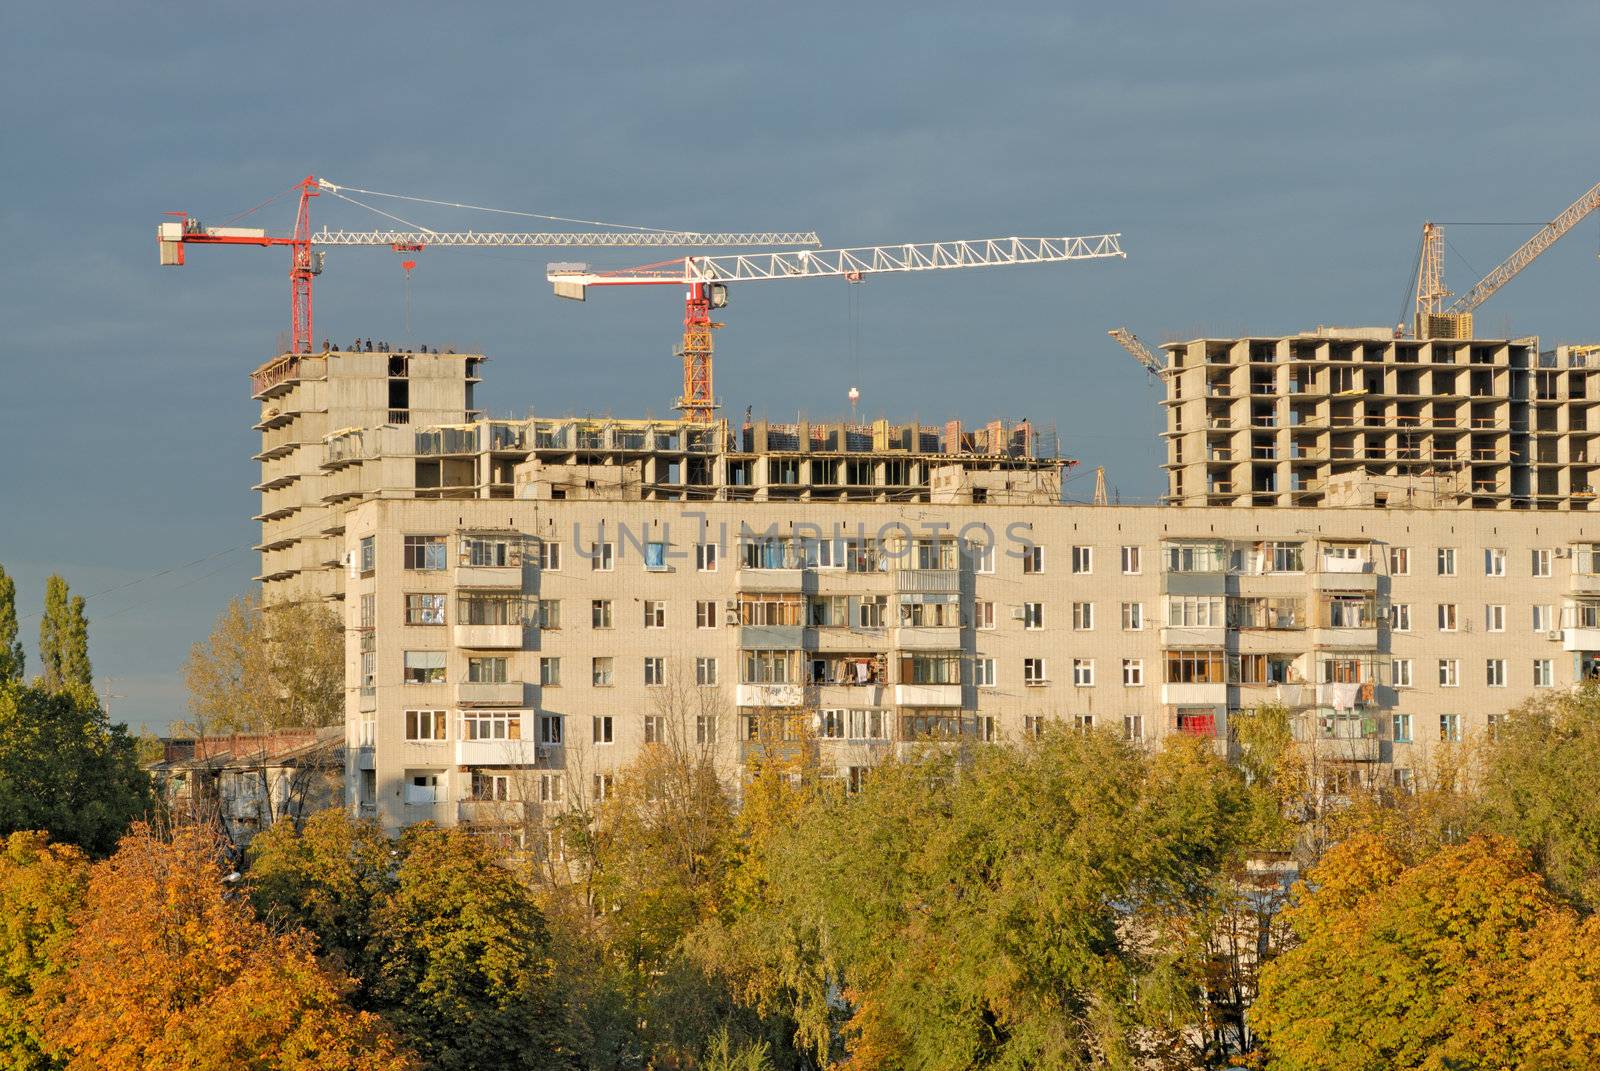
1411 178 1600 339
546 233 1126 422
157 175 821 354
1107 326 1164 377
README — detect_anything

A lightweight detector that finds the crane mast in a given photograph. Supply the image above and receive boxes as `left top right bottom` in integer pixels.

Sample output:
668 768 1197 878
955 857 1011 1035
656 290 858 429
1411 178 1600 339
157 175 821 354
549 234 1126 422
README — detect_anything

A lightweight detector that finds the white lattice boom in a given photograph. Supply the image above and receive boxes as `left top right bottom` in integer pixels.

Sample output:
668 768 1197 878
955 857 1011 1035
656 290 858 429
312 229 822 248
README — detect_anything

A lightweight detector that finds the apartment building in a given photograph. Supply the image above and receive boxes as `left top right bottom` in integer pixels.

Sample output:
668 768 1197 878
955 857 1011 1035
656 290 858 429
244 345 1600 839
1162 328 1600 510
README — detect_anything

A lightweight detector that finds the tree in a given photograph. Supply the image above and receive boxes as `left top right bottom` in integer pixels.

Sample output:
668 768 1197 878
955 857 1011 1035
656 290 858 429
0 564 22 682
370 826 578 1070
0 832 90 1071
1253 833 1600 1070
36 577 89 694
0 681 151 856
30 822 414 1071
1476 684 1600 911
183 593 343 732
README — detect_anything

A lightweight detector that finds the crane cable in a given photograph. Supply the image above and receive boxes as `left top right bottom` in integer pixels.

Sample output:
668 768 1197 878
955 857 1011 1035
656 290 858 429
316 179 684 234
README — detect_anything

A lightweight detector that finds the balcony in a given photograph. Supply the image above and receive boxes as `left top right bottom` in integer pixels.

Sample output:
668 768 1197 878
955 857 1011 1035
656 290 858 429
891 626 962 650
735 568 806 593
894 569 959 594
1562 627 1600 653
739 625 806 650
1159 626 1226 648
894 683 962 707
736 682 806 707
1310 626 1380 650
1160 682 1227 706
456 681 526 706
454 564 523 589
738 739 814 764
457 799 533 825
1569 573 1600 595
454 624 524 649
455 738 552 766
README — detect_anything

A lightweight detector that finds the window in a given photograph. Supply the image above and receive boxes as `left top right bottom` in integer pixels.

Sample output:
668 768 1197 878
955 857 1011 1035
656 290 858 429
1390 603 1412 631
593 773 614 801
742 650 793 684
1388 546 1410 575
360 593 375 630
644 657 665 686
1485 605 1505 632
845 708 887 740
1122 714 1143 740
359 536 376 575
643 715 666 745
1165 649 1226 683
405 709 446 741
1072 659 1095 686
696 542 718 571
404 535 447 571
1072 545 1093 574
1534 659 1553 687
458 594 528 626
696 715 718 745
1484 547 1506 577
975 601 995 630
974 658 996 687
467 657 506 684
590 541 614 571
851 595 883 629
538 714 563 745
1164 542 1227 573
696 657 718 686
405 593 445 625
537 599 560 630
1071 602 1094 631
1392 713 1413 743
461 536 516 568
695 600 718 629
1023 715 1046 737
1167 596 1225 627
403 651 445 685
971 542 995 573
471 771 509 802
1023 658 1047 686
1121 545 1141 574
1533 604 1554 633
1072 713 1095 731
1393 768 1415 793
539 774 563 803
406 773 441 804
1437 547 1457 576
1440 713 1461 743
592 715 614 745
1023 602 1044 630
1438 659 1460 687
644 600 666 628
1122 602 1143 631
1393 659 1413 688
1023 545 1046 574
540 657 561 686
537 540 561 571
1122 659 1144 686
591 599 613 629
1268 542 1304 573
461 710 520 741
1532 548 1552 578
913 539 957 570
1486 659 1506 687
1437 603 1458 631
644 541 668 571
905 652 960 685
592 657 614 687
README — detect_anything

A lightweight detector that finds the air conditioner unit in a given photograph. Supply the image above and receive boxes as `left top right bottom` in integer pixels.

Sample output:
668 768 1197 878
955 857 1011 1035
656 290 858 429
1556 548 1573 558
1549 629 1565 641
1011 607 1027 620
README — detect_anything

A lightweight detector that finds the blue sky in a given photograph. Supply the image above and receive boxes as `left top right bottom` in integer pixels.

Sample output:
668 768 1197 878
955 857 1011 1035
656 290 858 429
1 2 1596 731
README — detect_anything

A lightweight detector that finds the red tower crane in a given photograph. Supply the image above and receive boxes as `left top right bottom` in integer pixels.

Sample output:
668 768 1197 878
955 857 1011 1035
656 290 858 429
158 176 820 354
547 234 1127 422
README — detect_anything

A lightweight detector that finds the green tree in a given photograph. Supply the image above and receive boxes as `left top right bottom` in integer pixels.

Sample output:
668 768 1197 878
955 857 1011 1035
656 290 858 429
0 832 90 1071
1254 833 1600 1071
37 577 90 693
0 681 151 856
1476 684 1600 911
370 826 578 1070
0 565 22 682
184 593 343 732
